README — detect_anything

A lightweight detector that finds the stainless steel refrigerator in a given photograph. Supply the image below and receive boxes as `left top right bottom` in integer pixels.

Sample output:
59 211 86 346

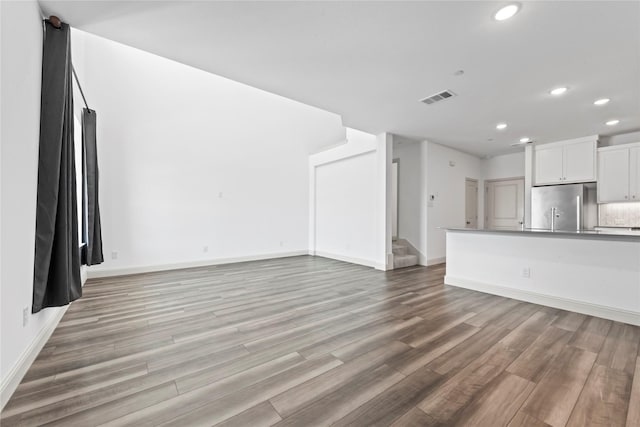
531 183 597 231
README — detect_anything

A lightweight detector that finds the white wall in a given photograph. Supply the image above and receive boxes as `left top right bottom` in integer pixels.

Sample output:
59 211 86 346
425 142 483 264
71 30 346 276
483 151 525 181
392 141 423 255
392 143 526 266
0 0 66 407
392 139 490 266
315 152 377 265
309 128 389 269
600 130 640 147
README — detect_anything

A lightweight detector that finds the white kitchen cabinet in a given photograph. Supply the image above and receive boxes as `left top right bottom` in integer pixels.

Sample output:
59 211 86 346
535 145 564 185
598 143 640 202
534 136 597 185
598 148 630 202
564 140 596 182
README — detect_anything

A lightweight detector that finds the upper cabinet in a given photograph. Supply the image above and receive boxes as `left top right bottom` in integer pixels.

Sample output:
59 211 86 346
534 136 597 186
598 143 640 203
534 144 564 185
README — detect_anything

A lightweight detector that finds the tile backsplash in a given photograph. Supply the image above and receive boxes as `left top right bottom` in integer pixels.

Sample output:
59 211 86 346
599 202 640 227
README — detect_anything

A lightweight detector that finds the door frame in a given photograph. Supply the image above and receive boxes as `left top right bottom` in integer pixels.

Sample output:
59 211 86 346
465 178 479 229
484 176 525 229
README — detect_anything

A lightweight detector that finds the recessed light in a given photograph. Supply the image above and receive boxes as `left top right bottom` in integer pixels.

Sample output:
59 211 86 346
550 87 568 96
520 137 531 143
494 4 520 21
606 119 620 126
496 123 508 130
594 98 610 106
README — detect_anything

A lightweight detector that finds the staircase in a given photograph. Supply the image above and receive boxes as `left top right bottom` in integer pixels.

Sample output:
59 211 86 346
392 241 418 269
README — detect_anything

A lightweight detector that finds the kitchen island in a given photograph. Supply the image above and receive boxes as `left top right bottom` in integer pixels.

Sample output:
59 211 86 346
445 228 640 326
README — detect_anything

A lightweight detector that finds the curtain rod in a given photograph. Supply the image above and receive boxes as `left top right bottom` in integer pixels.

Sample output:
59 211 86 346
72 65 90 111
48 15 91 112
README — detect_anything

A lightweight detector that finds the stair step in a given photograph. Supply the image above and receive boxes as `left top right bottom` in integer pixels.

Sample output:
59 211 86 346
393 254 418 269
392 244 408 256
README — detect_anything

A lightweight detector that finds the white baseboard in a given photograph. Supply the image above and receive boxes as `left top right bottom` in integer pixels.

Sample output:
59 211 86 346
374 264 389 271
87 250 310 279
426 257 446 266
445 276 640 326
313 251 378 269
1 305 68 410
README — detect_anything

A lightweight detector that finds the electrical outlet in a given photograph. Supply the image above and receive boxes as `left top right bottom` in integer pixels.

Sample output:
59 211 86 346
23 307 30 327
111 251 118 260
521 267 531 278
203 245 209 253
279 241 284 247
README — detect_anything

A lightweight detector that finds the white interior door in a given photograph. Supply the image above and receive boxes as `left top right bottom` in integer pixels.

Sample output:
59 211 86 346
465 179 478 229
391 161 399 239
485 178 525 230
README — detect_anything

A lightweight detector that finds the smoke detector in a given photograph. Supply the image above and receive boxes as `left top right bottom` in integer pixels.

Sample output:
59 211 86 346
420 90 457 105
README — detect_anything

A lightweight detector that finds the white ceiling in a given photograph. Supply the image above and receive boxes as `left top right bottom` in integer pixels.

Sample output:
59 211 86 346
39 1 640 156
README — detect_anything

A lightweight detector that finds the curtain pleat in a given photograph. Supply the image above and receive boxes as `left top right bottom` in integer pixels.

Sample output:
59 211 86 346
82 108 104 266
32 20 82 313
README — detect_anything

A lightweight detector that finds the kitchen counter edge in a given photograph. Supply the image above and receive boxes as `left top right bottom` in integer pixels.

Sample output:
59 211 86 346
445 228 640 242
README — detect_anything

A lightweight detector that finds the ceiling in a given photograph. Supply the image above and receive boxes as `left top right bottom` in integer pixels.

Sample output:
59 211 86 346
39 1 640 156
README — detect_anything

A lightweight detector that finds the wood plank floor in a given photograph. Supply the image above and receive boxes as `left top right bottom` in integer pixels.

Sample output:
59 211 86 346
2 256 639 426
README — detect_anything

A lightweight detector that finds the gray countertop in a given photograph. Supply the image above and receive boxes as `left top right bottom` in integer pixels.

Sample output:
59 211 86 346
445 227 640 242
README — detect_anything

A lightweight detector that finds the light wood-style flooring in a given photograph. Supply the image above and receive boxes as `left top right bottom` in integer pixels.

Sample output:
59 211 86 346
2 256 639 426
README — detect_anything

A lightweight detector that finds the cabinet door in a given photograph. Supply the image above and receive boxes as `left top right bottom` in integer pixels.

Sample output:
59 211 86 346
535 146 564 185
563 140 596 183
598 149 630 202
630 147 640 201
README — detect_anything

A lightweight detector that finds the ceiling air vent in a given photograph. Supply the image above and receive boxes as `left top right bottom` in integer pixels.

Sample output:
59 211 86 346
420 90 456 105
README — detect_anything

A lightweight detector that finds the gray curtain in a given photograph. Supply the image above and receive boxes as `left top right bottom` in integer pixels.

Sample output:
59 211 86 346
32 20 82 313
81 108 104 266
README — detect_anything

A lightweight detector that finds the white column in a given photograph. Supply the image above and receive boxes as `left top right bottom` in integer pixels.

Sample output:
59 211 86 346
376 133 393 270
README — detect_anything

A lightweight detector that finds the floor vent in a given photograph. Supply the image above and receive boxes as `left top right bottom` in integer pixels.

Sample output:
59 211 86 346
420 90 456 105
